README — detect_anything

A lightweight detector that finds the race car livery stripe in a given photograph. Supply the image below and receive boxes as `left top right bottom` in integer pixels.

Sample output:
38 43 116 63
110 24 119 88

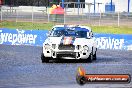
64 37 72 45
60 36 75 45
71 37 75 45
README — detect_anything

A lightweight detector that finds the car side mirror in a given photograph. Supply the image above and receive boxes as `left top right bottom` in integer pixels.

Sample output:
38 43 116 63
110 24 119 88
91 33 93 37
87 32 91 39
87 32 93 39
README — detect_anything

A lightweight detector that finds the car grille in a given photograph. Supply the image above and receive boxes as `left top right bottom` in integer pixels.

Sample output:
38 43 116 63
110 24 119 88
58 44 75 50
57 52 76 58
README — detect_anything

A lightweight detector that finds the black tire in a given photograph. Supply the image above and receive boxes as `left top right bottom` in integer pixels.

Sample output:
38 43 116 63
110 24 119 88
41 53 49 63
76 75 86 85
86 50 93 63
93 51 96 60
89 52 93 62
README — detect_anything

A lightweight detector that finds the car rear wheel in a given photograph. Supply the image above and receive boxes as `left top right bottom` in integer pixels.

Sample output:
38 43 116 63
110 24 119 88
93 51 96 60
41 53 50 63
89 52 93 62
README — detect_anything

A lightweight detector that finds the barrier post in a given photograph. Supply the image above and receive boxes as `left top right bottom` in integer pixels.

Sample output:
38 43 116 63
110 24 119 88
118 12 120 27
74 3 75 15
99 11 101 26
64 8 65 24
48 7 49 23
0 6 2 21
77 0 80 15
87 4 91 24
16 9 18 23
32 6 34 23
81 3 83 15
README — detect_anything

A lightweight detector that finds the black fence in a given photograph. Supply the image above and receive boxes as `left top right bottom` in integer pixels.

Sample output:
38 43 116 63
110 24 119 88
4 0 49 6
3 0 85 7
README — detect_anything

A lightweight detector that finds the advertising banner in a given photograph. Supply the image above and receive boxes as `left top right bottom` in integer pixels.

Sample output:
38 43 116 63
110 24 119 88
0 28 48 46
94 33 132 50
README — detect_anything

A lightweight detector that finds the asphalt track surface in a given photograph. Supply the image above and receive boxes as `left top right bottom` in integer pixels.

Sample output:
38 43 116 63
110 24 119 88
0 44 132 88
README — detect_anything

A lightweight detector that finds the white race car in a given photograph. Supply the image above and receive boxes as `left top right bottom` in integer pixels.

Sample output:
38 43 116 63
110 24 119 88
41 25 97 62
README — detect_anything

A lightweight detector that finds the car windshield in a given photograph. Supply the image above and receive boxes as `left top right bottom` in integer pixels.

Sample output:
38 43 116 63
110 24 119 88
50 27 88 38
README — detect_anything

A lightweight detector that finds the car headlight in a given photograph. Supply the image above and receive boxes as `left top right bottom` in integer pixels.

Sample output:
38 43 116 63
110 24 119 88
76 45 81 50
44 44 50 50
83 45 89 51
52 44 56 49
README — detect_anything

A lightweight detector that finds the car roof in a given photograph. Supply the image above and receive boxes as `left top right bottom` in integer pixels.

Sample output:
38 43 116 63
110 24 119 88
52 25 92 32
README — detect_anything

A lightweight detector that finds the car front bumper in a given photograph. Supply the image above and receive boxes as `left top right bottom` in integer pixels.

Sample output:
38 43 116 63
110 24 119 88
43 49 91 59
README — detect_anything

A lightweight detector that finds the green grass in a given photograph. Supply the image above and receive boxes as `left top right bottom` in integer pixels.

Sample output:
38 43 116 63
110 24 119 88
0 21 132 34
89 26 132 34
0 21 54 30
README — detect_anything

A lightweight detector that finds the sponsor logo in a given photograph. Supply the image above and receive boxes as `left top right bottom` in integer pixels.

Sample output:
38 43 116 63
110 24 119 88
0 29 37 45
61 36 75 45
95 37 124 50
76 66 131 85
63 37 73 45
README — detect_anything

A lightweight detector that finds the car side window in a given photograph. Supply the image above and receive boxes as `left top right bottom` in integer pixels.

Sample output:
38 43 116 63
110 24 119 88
50 28 66 37
76 31 87 38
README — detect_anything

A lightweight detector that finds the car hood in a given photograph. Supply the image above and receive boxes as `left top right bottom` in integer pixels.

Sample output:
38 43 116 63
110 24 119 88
44 36 92 46
44 37 63 45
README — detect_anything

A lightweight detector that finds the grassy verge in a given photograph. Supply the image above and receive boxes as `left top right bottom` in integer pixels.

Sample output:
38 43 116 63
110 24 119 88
0 21 132 34
90 26 132 34
0 21 54 30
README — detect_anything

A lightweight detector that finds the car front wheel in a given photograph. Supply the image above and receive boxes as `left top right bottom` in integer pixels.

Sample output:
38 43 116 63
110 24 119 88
93 51 96 60
86 51 93 63
41 53 50 63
